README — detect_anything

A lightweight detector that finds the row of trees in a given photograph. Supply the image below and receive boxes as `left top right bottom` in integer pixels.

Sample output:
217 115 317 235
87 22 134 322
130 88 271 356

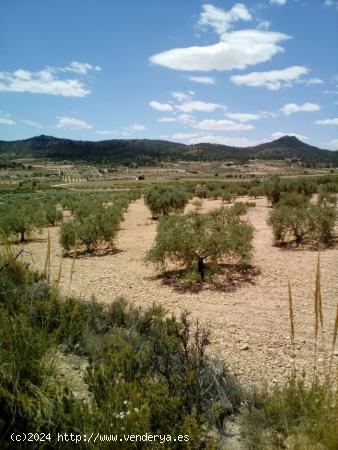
0 199 62 242
0 190 140 252
60 191 140 255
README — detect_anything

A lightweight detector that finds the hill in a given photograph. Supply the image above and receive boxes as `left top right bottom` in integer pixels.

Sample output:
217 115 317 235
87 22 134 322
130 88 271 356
0 134 337 166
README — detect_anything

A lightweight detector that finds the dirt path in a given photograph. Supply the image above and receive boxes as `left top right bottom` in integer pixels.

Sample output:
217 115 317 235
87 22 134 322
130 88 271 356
20 197 338 384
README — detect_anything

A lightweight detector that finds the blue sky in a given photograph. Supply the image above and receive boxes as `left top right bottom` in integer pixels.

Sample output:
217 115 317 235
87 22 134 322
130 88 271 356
0 0 338 149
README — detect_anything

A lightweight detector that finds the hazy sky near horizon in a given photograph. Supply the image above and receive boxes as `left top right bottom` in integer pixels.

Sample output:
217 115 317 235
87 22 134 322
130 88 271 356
0 0 337 149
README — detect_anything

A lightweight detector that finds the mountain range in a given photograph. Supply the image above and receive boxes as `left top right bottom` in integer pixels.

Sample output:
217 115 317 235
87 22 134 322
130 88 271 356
0 135 337 166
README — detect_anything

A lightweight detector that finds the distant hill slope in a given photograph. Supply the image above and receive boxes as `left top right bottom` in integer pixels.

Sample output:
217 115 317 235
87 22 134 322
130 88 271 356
0 135 337 166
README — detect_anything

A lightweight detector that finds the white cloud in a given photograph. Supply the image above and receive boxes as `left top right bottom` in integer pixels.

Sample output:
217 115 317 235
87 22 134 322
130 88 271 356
177 114 196 124
172 132 200 140
120 124 147 135
171 91 194 101
324 90 338 95
62 61 101 74
194 119 254 131
157 114 196 124
157 117 177 123
327 139 338 149
56 116 92 129
231 66 309 90
225 112 263 122
324 0 338 9
189 135 257 146
188 76 216 85
280 102 321 115
0 117 15 125
271 132 308 141
149 100 174 112
257 20 271 31
198 3 252 35
21 119 42 127
315 118 338 125
177 101 224 113
306 78 324 85
150 29 290 72
130 124 147 131
96 130 114 135
270 0 287 6
0 65 92 97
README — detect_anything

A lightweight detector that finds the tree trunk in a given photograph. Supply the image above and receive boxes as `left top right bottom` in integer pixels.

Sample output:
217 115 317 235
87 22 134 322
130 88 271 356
197 257 205 282
20 231 25 243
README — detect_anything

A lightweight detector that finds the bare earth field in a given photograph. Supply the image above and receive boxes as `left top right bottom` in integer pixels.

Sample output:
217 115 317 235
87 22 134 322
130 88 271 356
20 197 338 385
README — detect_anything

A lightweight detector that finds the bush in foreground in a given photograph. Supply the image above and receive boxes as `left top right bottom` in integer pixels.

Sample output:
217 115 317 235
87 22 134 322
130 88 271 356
0 246 242 449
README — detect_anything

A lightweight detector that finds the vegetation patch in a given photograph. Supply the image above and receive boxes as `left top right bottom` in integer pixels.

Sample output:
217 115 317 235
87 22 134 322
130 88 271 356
268 193 337 248
147 204 254 283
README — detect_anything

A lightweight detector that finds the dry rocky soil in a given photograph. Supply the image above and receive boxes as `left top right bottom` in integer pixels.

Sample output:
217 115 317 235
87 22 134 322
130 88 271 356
20 197 338 385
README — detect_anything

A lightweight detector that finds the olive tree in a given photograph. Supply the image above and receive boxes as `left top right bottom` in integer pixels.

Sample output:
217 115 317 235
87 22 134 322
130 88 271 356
317 185 337 207
0 201 45 242
44 203 63 226
268 203 336 247
60 206 123 254
147 206 253 281
221 191 235 204
145 185 189 219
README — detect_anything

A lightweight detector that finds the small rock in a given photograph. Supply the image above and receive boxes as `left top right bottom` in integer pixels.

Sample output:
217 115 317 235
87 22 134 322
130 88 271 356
240 344 249 351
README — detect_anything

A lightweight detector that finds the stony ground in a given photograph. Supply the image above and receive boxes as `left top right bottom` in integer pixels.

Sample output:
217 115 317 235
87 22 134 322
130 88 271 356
19 197 338 385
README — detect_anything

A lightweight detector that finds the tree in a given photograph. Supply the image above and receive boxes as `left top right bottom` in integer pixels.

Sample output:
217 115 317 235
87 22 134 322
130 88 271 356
221 190 234 204
278 192 310 208
248 186 264 199
147 206 253 281
145 186 189 219
264 175 283 206
60 206 122 254
0 201 45 242
268 204 336 247
194 185 209 199
317 185 337 207
44 203 63 226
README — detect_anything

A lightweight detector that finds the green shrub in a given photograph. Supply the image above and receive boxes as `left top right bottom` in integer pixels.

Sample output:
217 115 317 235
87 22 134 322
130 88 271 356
147 206 253 281
277 192 309 208
60 206 122 254
194 185 208 199
145 185 189 219
0 201 45 242
248 186 264 199
242 376 338 450
317 184 337 206
221 190 234 204
268 203 336 247
44 203 63 226
0 249 240 448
